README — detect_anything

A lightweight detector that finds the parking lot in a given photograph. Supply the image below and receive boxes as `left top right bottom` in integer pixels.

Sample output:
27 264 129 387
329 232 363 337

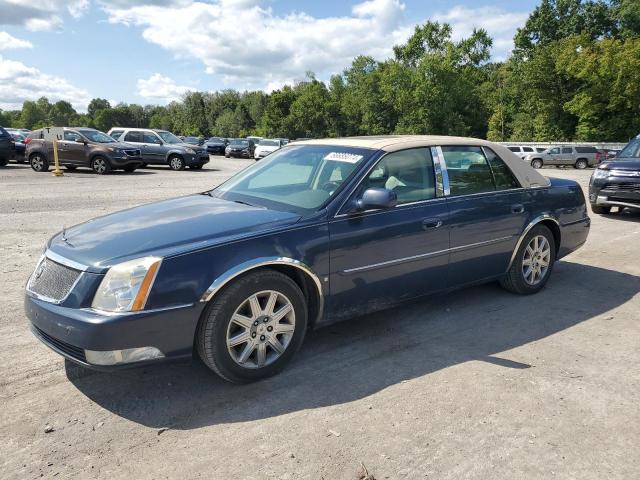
1 160 638 479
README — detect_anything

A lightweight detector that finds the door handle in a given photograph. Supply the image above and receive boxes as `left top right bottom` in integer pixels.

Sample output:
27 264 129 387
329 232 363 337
511 204 524 214
422 218 443 230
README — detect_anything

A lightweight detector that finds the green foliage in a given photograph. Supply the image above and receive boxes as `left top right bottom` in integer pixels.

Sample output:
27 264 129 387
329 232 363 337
4 2 638 143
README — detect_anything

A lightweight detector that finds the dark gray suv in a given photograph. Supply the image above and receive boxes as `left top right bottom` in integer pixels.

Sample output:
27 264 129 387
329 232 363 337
108 128 210 170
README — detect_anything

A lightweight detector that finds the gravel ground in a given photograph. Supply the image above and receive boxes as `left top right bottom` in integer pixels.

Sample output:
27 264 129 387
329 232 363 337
0 160 638 480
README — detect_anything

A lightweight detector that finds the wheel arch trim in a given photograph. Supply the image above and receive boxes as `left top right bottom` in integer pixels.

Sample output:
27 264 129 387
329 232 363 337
199 256 324 322
507 214 560 270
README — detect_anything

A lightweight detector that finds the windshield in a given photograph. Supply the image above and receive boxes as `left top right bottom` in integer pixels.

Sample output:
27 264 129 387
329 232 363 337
156 131 182 144
213 145 373 213
11 134 25 141
618 139 640 159
208 137 225 143
78 129 116 143
231 139 249 146
259 140 279 147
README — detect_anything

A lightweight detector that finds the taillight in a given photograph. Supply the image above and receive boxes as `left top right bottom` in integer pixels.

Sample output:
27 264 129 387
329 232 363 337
24 137 32 144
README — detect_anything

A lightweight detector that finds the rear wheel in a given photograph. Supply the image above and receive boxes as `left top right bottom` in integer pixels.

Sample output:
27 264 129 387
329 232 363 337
531 158 543 169
91 156 111 175
169 155 185 170
123 165 137 172
575 158 588 169
591 204 611 214
500 224 555 295
30 153 49 172
196 270 307 383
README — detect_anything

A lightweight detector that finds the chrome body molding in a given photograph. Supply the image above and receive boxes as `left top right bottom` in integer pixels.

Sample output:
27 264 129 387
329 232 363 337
87 303 195 317
199 257 324 322
343 236 513 274
506 214 561 270
44 248 90 272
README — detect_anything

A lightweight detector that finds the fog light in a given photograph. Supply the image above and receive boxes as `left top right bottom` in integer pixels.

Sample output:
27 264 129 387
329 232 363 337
85 347 164 366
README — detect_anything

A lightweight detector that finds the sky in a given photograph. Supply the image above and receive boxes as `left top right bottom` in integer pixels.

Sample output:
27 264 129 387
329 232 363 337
0 0 540 112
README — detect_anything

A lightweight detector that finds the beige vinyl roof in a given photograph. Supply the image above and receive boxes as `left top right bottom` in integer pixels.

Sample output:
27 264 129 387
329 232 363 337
297 135 550 189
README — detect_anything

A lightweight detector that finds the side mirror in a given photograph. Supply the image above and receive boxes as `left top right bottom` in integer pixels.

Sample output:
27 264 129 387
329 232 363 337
75 137 85 144
354 188 397 212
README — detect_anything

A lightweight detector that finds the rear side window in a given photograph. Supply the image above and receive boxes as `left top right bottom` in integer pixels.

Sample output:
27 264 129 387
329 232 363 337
362 148 435 204
442 146 494 196
143 132 161 144
110 130 123 140
483 148 520 190
561 147 572 154
522 147 534 152
124 131 142 142
536 148 546 153
575 146 597 153
507 146 520 152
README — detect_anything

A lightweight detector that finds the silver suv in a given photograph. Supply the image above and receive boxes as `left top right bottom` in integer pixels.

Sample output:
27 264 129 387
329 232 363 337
524 146 598 169
107 128 209 170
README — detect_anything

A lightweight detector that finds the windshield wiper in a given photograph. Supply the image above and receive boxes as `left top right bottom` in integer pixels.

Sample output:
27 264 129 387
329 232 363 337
232 200 256 207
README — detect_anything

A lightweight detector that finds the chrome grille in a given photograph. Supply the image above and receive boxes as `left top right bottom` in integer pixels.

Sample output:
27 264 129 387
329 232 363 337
603 182 640 192
27 257 81 303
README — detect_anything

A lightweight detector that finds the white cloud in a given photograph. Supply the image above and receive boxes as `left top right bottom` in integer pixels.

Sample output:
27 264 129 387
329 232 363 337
0 55 91 111
137 73 193 103
433 6 529 60
0 31 33 49
0 0 89 31
102 0 408 90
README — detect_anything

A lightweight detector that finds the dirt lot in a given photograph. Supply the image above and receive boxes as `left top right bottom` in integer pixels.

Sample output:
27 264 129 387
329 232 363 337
1 160 638 480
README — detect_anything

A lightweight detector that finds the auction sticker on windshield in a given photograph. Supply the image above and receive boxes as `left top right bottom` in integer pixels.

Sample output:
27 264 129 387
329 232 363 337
324 152 364 163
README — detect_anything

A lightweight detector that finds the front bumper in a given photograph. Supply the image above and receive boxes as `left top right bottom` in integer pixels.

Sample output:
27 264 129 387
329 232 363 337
206 146 225 154
228 150 251 158
184 152 210 166
109 155 144 168
590 182 640 210
25 294 202 370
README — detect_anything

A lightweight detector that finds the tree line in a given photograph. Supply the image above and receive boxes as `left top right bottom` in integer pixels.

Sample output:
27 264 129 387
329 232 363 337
1 0 638 142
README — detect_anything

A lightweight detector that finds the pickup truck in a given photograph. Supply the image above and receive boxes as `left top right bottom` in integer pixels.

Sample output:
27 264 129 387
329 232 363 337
524 146 599 169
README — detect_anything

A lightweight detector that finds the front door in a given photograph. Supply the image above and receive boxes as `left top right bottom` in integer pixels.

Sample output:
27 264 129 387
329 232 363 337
546 147 562 166
560 146 574 166
329 147 450 320
442 145 528 286
58 130 86 166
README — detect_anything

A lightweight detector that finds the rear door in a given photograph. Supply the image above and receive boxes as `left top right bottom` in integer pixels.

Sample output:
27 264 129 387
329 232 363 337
58 130 86 166
122 131 148 162
443 145 527 287
141 131 166 164
560 147 574 165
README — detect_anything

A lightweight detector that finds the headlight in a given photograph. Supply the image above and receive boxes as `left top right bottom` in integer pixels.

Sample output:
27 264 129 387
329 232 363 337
185 148 196 154
107 147 121 153
92 256 162 313
593 168 610 179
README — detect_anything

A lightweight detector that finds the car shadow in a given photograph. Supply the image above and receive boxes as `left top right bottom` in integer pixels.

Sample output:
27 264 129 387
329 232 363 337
67 261 639 430
141 166 221 173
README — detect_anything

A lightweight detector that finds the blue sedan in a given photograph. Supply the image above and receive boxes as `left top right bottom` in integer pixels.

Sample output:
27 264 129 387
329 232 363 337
25 136 590 382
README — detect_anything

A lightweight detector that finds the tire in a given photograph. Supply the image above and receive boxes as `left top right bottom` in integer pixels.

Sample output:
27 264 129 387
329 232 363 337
225 154 230 158
141 162 148 168
0 158 8 167
65 165 77 171
123 165 137 172
196 270 308 383
500 224 556 295
189 164 203 170
591 204 611 214
91 156 112 175
169 155 185 171
29 153 49 172
531 159 543 169
574 158 588 169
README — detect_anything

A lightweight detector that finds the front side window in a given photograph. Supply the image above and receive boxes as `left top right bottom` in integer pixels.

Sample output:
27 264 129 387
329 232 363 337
214 145 373 213
361 148 436 204
78 129 115 143
549 148 560 155
442 146 494 196
618 138 640 158
156 131 181 144
143 132 161 144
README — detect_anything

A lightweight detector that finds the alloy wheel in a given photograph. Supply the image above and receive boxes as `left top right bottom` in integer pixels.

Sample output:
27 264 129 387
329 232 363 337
31 155 44 171
522 235 551 285
170 157 183 170
226 290 296 369
93 158 107 174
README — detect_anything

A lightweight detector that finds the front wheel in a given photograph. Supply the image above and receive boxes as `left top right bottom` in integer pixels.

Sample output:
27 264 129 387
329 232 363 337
531 159 543 169
196 270 308 383
500 224 555 295
575 159 588 169
91 156 112 175
169 155 185 170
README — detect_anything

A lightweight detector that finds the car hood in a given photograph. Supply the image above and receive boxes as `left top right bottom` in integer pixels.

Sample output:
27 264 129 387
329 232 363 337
257 145 279 152
602 158 640 171
47 194 301 271
228 144 248 149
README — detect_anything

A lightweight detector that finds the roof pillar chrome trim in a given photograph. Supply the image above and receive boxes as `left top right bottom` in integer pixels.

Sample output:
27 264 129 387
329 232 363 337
507 214 560 270
431 146 450 197
199 257 324 323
